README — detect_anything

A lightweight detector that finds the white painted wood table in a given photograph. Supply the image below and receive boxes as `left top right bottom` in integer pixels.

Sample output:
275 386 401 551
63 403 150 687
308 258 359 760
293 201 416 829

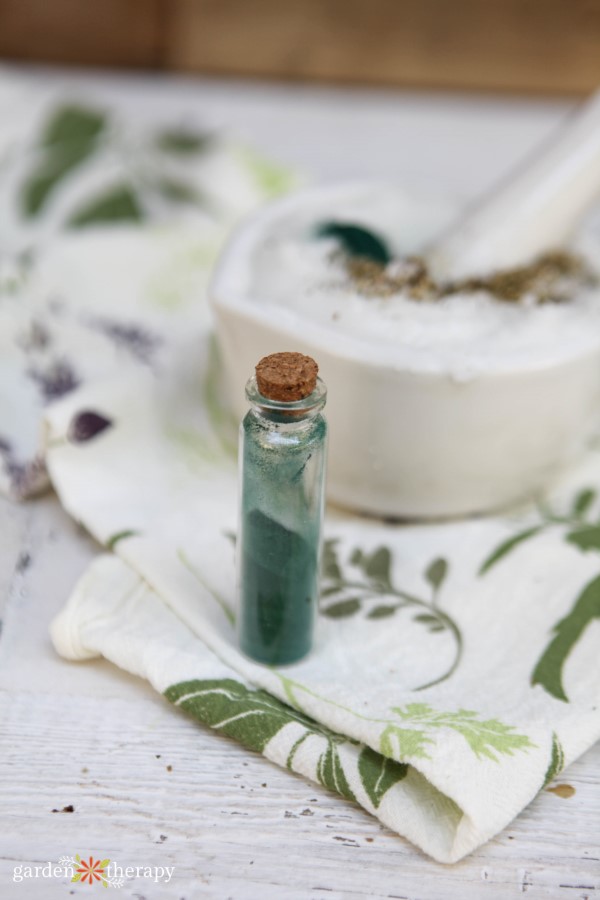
0 70 599 899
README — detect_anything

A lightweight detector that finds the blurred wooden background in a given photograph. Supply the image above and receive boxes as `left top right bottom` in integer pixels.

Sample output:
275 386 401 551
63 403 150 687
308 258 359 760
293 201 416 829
1 0 600 93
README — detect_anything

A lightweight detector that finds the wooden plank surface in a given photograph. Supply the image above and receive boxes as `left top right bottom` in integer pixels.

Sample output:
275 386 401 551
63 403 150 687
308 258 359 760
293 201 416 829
0 0 162 68
2 0 600 92
164 0 600 94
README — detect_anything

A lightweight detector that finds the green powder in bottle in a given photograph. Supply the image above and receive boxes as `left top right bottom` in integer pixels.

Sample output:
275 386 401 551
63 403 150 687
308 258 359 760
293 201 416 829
237 353 327 666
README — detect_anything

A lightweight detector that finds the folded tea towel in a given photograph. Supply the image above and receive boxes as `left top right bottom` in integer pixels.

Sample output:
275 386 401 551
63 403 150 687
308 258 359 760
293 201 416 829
0 72 295 499
47 335 600 863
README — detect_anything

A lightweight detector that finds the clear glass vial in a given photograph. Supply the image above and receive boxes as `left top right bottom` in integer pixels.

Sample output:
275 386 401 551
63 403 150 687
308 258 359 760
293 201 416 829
237 353 327 666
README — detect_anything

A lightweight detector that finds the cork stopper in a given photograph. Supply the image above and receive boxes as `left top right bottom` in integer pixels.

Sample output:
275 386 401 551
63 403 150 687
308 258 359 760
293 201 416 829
255 352 318 402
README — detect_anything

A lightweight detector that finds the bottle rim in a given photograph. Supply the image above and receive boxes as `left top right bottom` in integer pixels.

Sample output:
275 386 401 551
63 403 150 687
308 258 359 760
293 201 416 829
245 375 327 415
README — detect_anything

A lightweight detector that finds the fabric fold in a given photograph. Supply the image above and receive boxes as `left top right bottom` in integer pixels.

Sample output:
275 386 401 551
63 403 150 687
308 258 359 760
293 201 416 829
50 553 470 863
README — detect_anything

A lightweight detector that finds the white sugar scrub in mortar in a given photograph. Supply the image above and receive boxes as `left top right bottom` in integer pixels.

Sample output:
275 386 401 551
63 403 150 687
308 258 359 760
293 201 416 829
246 188 600 381
211 182 600 519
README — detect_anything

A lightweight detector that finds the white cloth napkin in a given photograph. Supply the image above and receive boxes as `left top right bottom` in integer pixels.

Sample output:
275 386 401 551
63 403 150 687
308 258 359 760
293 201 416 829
46 335 600 863
0 73 296 498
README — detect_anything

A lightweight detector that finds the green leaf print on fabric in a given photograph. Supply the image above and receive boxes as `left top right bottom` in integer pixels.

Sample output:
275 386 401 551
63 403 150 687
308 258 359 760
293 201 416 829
42 105 106 146
18 100 294 233
235 144 297 197
166 678 407 807
155 177 202 206
542 733 565 787
478 527 544 576
323 598 361 618
316 743 356 802
277 675 534 765
286 728 358 803
532 573 600 702
358 748 408 808
155 129 212 155
323 539 342 582
479 487 600 702
321 541 462 689
572 488 597 519
380 724 433 760
479 487 599 576
22 106 106 217
166 678 300 752
357 547 393 590
425 557 448 591
389 704 535 762
105 530 139 550
566 525 600 553
367 604 397 619
68 184 143 227
23 144 96 217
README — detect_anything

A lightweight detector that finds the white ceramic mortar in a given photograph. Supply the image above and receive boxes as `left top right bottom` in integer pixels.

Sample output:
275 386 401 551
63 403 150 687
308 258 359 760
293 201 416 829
210 183 600 519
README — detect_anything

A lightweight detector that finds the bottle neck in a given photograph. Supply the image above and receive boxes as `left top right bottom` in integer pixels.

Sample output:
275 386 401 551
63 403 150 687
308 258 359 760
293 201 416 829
245 375 327 425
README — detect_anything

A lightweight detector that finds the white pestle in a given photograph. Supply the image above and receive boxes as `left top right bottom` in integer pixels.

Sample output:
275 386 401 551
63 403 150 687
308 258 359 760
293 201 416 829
427 89 600 282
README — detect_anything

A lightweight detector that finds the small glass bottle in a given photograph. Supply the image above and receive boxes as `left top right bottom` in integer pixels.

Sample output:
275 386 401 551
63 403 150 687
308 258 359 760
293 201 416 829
237 352 327 665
